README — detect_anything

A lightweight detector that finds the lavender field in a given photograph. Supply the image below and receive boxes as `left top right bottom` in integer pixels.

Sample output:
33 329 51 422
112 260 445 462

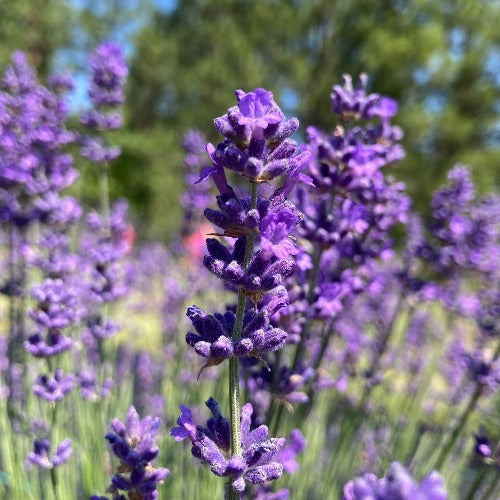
0 40 498 500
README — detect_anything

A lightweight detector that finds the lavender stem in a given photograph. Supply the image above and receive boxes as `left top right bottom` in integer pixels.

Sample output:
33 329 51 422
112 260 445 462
228 182 258 500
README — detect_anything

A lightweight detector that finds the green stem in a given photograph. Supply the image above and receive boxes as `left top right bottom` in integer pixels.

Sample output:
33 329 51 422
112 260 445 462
464 464 489 500
266 350 282 427
297 321 334 420
228 182 257 500
360 295 405 407
45 357 60 500
434 384 482 470
99 163 111 234
479 470 500 500
291 247 323 371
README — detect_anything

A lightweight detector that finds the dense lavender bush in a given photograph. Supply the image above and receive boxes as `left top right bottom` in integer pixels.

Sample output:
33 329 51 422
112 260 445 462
0 46 498 500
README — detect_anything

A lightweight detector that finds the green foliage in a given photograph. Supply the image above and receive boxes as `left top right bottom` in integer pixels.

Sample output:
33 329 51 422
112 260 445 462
0 0 72 76
126 0 500 235
1 0 498 236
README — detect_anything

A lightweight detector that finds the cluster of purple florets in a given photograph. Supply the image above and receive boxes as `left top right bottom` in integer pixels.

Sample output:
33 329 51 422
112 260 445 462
93 406 169 500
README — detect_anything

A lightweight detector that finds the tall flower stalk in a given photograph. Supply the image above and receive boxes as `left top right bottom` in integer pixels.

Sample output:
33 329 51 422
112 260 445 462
173 88 309 498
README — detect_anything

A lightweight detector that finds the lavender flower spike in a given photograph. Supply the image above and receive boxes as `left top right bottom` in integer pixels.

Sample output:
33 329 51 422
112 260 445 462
27 438 72 469
171 399 285 493
101 406 169 500
343 462 448 500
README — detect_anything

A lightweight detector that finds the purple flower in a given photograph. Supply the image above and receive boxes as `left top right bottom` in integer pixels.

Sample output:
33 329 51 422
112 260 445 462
203 237 295 302
474 434 492 459
343 462 448 499
170 405 197 442
27 438 72 469
236 88 283 133
0 52 77 226
172 399 285 493
88 42 128 108
210 88 308 182
24 331 72 358
33 369 74 402
103 406 169 500
260 209 300 259
277 429 306 474
185 306 287 366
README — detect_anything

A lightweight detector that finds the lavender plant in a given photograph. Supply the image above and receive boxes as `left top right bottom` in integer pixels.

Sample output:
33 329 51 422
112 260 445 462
172 88 310 498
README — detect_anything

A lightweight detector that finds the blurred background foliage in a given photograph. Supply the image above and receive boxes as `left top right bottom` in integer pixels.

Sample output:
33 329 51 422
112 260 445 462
0 0 499 240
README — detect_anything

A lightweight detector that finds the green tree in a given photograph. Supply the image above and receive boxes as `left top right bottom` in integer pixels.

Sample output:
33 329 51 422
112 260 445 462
0 0 72 76
126 0 499 237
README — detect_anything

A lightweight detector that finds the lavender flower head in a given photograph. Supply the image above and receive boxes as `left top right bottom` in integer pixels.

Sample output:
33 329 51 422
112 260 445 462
208 88 309 183
0 51 77 226
33 369 74 402
171 398 285 493
88 41 128 109
27 438 72 469
343 462 448 500
81 42 127 162
102 406 169 500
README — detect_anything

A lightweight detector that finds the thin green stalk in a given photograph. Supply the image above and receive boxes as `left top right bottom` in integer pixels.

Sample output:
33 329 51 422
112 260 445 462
434 384 482 470
296 321 334 420
360 295 405 407
290 247 324 371
266 350 282 427
479 470 500 500
464 464 489 500
99 163 111 234
228 182 257 500
46 358 60 500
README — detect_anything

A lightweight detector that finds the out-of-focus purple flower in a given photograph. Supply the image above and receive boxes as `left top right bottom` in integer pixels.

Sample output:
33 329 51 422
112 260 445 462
171 398 285 493
101 406 169 500
429 165 500 275
0 52 77 226
277 429 306 474
88 42 128 108
80 42 127 165
24 331 72 358
33 369 74 402
474 434 492 459
29 278 78 330
343 462 448 499
245 363 314 418
331 74 381 121
77 366 113 401
80 136 121 163
464 353 500 392
27 438 72 469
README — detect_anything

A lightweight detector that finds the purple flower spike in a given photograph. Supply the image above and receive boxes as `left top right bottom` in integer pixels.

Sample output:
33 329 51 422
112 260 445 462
211 88 308 182
27 438 72 469
33 369 74 402
277 429 306 474
102 406 169 500
88 42 128 108
185 306 287 367
343 462 448 499
172 399 285 493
